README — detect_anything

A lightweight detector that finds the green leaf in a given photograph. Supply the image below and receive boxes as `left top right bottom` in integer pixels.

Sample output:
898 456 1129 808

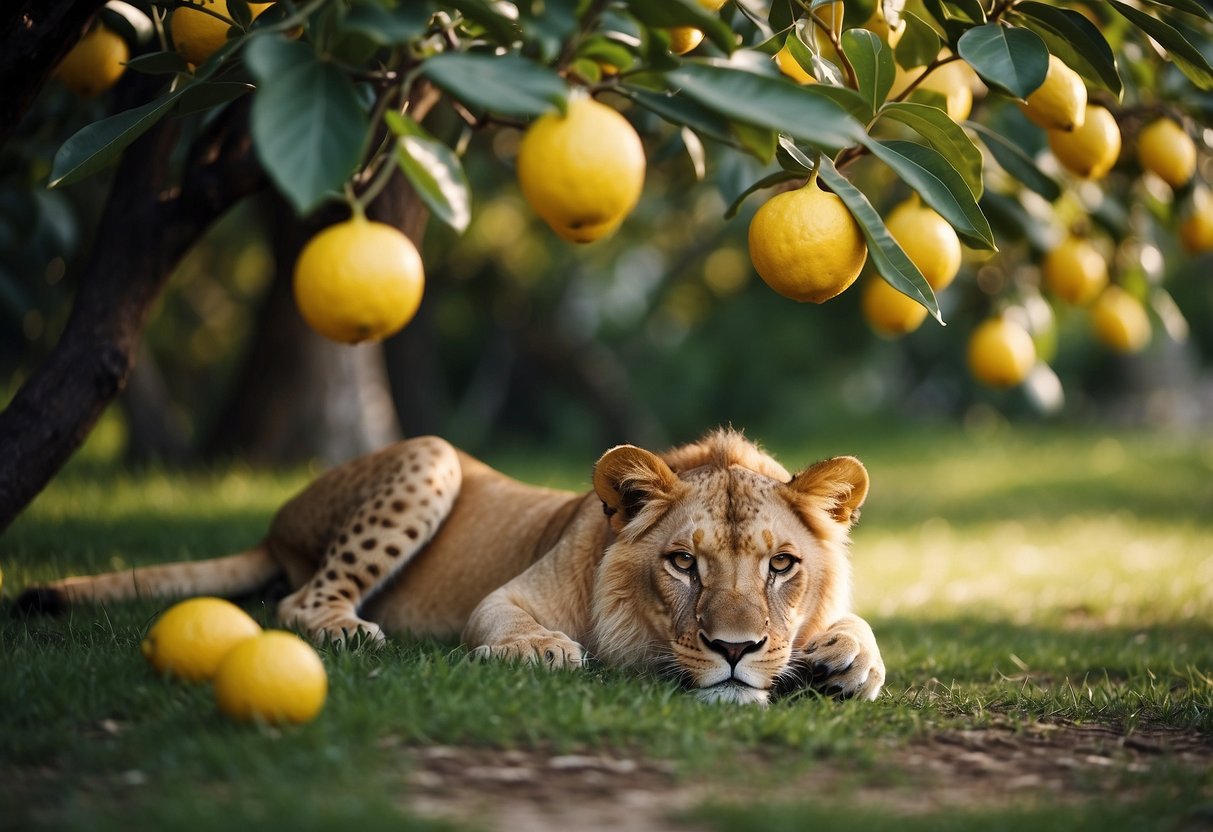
817 157 941 323
1012 2 1122 97
174 81 253 117
124 51 191 75
341 1 431 46
731 122 779 162
966 121 1061 201
922 0 985 41
49 94 179 188
896 11 942 69
664 62 869 152
1108 0 1213 90
623 0 736 54
446 0 521 44
251 59 368 213
420 52 568 117
244 35 312 82
808 84 875 122
862 138 995 250
574 35 637 73
769 0 795 33
879 102 982 198
385 111 471 234
227 0 252 30
1143 0 1211 21
842 28 895 118
956 23 1049 99
622 86 736 146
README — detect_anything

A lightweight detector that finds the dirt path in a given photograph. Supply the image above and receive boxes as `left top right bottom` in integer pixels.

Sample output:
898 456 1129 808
397 724 1213 831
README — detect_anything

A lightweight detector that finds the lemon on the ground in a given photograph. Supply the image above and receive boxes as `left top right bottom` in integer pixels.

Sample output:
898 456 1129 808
56 26 128 97
748 180 868 303
666 0 727 55
1179 186 1213 254
861 277 929 336
884 197 962 291
1019 55 1087 132
1047 104 1121 179
967 317 1037 388
890 58 973 122
293 217 425 344
775 44 815 84
141 597 261 682
213 631 328 724
172 0 272 66
1137 118 1196 188
1043 236 1108 305
1091 286 1151 353
517 95 646 244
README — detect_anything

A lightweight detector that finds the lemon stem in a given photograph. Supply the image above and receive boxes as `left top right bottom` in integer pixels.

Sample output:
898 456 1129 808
807 168 820 189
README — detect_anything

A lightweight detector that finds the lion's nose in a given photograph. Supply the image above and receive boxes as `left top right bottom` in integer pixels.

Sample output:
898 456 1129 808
702 635 766 669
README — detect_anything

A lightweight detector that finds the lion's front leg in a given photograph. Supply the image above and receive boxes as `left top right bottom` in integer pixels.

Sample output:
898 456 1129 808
463 587 587 670
775 613 885 701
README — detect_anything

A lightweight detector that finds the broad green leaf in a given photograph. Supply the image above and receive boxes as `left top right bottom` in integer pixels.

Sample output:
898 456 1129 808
842 28 895 118
786 25 845 86
731 122 779 162
385 111 471 234
124 51 190 75
517 0 579 63
880 102 982 198
244 35 312 82
979 189 1051 254
862 138 996 249
923 0 985 41
817 157 941 322
623 0 736 54
446 0 521 44
251 60 368 213
575 35 636 73
956 23 1049 99
808 85 874 122
896 11 942 69
1012 2 1122 97
1143 0 1211 21
664 62 869 152
49 93 179 188
421 53 568 117
227 0 252 30
1108 0 1213 90
966 121 1061 201
174 81 253 117
776 135 817 173
341 1 431 45
769 0 795 33
622 86 736 146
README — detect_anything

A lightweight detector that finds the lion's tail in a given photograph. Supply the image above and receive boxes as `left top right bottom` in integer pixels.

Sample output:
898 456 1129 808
13 546 281 616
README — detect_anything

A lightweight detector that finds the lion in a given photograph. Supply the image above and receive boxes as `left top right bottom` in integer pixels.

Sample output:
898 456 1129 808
17 429 885 704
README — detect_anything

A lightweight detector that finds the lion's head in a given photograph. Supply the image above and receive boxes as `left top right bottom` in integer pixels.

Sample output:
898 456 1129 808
588 430 867 705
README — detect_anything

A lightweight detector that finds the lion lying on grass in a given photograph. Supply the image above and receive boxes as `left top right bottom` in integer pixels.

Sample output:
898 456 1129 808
19 429 884 704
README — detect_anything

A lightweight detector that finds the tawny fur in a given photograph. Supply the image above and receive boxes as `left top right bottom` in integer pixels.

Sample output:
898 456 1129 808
21 429 885 703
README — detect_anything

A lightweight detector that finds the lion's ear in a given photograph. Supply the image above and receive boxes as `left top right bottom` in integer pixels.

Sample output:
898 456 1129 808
593 445 682 532
787 456 869 527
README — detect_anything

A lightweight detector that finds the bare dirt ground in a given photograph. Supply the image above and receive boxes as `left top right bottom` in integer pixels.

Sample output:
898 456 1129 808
395 724 1213 831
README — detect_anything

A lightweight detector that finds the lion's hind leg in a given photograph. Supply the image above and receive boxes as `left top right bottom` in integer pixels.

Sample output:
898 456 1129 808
276 437 462 647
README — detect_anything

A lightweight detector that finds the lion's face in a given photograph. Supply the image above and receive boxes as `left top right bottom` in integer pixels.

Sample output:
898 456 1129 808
589 434 867 705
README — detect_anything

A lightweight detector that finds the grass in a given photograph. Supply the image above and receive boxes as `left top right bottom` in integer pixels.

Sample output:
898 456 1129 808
1 422 1211 830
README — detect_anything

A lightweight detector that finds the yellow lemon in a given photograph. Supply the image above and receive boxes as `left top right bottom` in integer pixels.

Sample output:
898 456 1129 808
1047 104 1121 179
1091 286 1151 353
864 1 907 47
293 217 425 344
56 26 128 97
1179 186 1213 254
861 277 929 336
775 44 815 84
748 180 868 303
884 197 962 291
1137 118 1196 188
967 317 1037 388
1019 55 1087 132
213 631 328 725
1043 236 1108 305
141 597 261 682
172 0 272 66
517 95 646 244
666 0 727 55
890 59 973 122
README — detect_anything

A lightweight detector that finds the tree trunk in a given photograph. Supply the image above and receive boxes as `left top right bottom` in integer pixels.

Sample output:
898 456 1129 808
0 100 265 533
1 0 104 148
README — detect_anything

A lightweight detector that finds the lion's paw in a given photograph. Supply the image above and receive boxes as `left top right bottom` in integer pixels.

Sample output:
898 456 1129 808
776 618 885 701
470 632 586 669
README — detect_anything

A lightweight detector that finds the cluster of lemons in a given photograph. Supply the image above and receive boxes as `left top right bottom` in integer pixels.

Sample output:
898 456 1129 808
141 597 327 725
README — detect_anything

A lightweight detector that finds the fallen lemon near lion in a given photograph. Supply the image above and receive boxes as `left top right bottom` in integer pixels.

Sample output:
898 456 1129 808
172 0 272 66
1137 118 1196 188
1048 104 1121 180
1019 55 1086 132
748 179 867 303
884 197 962 291
1043 236 1108 305
1091 286 1151 353
967 318 1036 388
141 597 261 682
56 26 128 97
517 95 646 244
1179 186 1213 254
214 630 328 724
862 278 928 336
293 216 424 344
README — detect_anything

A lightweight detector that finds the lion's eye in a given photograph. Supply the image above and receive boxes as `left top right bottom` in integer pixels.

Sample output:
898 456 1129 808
769 553 797 574
668 551 696 574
